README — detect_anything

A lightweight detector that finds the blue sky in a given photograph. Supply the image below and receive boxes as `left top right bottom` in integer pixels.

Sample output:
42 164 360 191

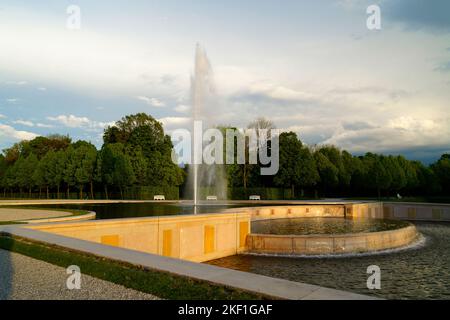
0 0 449 163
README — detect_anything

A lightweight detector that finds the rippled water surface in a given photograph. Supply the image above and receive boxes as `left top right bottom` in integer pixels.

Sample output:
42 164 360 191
252 217 409 235
209 222 450 299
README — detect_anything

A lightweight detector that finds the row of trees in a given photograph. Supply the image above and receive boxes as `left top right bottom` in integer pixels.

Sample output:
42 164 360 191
0 114 184 199
0 114 449 199
225 119 449 199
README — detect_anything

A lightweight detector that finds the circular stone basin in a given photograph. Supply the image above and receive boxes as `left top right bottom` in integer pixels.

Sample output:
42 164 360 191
247 217 419 256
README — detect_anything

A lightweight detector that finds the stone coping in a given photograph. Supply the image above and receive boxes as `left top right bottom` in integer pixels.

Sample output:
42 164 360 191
19 211 96 224
0 225 377 300
0 208 95 224
247 224 419 255
25 211 249 231
383 201 450 207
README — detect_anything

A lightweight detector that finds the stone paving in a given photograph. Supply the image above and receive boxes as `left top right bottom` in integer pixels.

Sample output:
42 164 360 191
0 208 70 222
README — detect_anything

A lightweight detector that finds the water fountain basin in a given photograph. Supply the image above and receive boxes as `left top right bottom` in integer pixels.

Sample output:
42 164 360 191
246 218 419 256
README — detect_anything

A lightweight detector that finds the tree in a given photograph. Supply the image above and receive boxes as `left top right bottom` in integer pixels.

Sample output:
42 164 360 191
113 152 135 199
17 154 39 197
385 156 406 195
0 155 7 197
274 132 303 198
50 150 67 199
365 154 391 198
432 154 450 194
103 113 164 146
318 146 351 191
298 146 319 197
72 144 97 199
125 145 149 186
32 159 46 198
314 151 339 196
63 146 76 198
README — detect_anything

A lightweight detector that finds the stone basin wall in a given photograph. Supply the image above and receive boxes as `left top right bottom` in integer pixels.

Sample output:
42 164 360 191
246 225 418 255
225 205 346 221
27 212 251 263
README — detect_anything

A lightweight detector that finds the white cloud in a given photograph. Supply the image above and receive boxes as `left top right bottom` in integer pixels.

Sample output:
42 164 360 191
6 98 18 103
249 83 317 102
47 114 113 131
0 123 38 141
0 11 189 96
36 123 54 128
137 96 165 107
47 115 90 128
0 114 6 119
322 117 450 153
159 116 191 132
37 87 47 91
174 104 190 113
13 119 34 127
6 80 27 85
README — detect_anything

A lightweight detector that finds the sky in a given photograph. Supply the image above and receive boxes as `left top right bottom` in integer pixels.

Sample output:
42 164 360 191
0 0 449 163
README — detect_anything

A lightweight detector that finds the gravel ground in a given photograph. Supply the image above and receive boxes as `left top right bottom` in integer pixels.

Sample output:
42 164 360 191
0 249 160 300
0 208 70 222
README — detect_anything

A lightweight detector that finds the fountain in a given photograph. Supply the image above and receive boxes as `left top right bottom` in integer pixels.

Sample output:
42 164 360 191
188 44 228 207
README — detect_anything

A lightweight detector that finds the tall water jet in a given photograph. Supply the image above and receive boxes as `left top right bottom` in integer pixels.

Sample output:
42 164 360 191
188 44 227 206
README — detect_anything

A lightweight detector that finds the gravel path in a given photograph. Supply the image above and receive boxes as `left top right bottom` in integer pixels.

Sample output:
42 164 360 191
0 208 70 222
0 249 160 300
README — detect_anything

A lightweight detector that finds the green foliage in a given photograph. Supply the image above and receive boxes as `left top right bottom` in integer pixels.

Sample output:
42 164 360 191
273 132 304 197
314 151 339 192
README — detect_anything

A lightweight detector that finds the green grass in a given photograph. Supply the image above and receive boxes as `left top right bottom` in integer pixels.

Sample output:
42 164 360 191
0 234 268 300
0 221 25 226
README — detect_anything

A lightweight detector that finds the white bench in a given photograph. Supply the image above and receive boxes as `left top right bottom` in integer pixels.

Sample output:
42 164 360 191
249 195 261 200
153 195 165 201
206 195 218 201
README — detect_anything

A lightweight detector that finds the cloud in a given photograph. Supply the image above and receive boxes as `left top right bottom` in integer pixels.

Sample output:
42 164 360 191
0 114 6 119
434 61 450 73
136 96 166 107
47 115 90 128
6 80 27 86
6 98 18 103
384 0 450 33
0 11 189 96
158 117 191 132
13 120 34 127
0 123 38 141
36 123 54 128
37 87 47 91
174 104 190 113
47 114 113 131
322 116 450 154
342 121 376 131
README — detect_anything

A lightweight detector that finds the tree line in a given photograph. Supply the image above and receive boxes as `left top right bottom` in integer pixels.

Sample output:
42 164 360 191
0 113 184 199
225 119 449 199
0 114 449 200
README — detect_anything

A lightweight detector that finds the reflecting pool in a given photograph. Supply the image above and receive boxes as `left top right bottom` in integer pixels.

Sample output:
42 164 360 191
209 222 450 299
